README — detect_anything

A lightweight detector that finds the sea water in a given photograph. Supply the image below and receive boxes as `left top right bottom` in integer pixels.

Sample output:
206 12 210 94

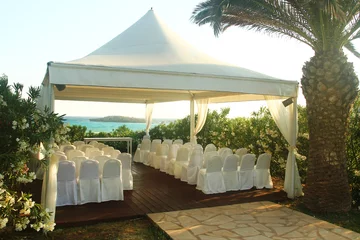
64 116 158 133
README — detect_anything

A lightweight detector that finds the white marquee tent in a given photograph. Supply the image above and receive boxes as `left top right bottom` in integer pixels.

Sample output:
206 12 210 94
38 9 303 221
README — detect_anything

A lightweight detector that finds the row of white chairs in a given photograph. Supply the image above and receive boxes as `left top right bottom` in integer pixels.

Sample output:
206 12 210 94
135 139 273 194
57 158 123 206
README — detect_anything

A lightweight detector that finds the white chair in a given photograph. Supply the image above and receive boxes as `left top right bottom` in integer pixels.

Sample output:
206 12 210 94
238 154 256 190
102 146 115 156
66 149 85 160
139 139 151 164
133 144 141 162
202 151 219 168
143 135 150 140
163 139 172 148
174 147 190 179
196 155 226 194
110 149 121 158
71 156 87 178
222 155 240 191
235 148 248 166
254 153 273 189
78 160 101 204
81 145 95 154
168 147 188 177
94 155 111 175
101 159 124 201
117 153 133 190
154 144 169 169
76 143 86 150
181 149 203 184
95 142 107 150
173 139 183 145
204 143 217 153
219 148 233 165
72 141 85 148
147 139 161 167
88 149 104 159
89 140 98 146
62 145 76 154
57 161 77 206
162 144 179 173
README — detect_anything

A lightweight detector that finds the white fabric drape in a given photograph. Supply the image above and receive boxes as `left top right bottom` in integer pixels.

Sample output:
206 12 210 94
145 103 154 136
41 154 58 222
265 96 303 197
192 99 209 143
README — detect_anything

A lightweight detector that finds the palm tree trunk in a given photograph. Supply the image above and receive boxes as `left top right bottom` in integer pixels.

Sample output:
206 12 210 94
301 51 358 212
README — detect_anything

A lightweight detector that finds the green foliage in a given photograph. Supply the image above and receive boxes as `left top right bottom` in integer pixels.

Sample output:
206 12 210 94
347 94 360 209
0 74 68 233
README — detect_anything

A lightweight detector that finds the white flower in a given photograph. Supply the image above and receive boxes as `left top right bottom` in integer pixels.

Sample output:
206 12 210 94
0 182 3 188
22 118 27 123
0 218 8 229
12 125 16 130
20 208 30 215
31 222 43 232
12 121 17 126
15 223 22 231
2 102 7 106
43 221 56 232
29 172 36 180
0 174 3 180
16 138 20 142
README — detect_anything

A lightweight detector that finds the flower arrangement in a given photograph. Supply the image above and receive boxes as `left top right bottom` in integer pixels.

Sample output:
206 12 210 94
0 74 69 233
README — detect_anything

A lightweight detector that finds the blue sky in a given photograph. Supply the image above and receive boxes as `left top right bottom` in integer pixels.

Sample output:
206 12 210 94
1 0 359 118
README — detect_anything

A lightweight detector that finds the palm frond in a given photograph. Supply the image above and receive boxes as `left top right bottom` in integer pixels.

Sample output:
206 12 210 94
344 41 360 59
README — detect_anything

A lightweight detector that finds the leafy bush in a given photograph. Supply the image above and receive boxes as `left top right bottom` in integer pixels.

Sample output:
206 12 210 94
0 75 68 233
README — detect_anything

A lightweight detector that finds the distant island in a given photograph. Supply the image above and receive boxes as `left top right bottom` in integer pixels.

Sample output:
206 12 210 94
89 116 175 123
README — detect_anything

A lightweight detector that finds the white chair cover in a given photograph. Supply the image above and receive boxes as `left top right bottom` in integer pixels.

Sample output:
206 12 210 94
61 144 76 153
204 143 217 153
139 139 151 164
72 141 84 146
84 146 98 157
88 150 104 159
95 142 107 149
254 153 273 189
70 156 87 178
110 149 121 158
173 139 183 145
162 144 179 173
93 155 111 175
222 155 240 191
239 154 256 190
235 148 248 166
76 143 86 150
66 149 85 160
101 159 124 201
52 152 67 162
102 146 115 156
196 155 226 194
219 148 233 165
78 160 101 204
81 144 94 153
133 144 141 162
89 140 98 146
118 153 133 190
181 149 203 184
163 139 173 148
172 147 189 178
202 151 219 168
154 144 168 169
56 161 77 206
147 140 161 167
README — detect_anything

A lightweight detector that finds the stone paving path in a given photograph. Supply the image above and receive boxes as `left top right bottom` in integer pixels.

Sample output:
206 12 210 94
148 201 360 240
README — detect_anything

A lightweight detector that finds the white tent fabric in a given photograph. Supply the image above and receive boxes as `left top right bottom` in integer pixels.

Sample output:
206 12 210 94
192 99 209 143
145 103 154 136
38 9 299 218
265 96 303 197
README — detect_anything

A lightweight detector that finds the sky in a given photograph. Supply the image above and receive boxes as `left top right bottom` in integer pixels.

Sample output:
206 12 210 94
1 0 360 119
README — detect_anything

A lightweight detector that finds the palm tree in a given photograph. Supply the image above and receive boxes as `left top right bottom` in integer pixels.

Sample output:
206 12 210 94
192 0 359 212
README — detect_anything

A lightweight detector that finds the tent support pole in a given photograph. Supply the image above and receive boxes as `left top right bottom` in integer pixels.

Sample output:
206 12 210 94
190 98 195 143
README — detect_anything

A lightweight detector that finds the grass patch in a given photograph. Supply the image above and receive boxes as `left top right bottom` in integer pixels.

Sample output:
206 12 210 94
281 197 360 233
0 217 171 240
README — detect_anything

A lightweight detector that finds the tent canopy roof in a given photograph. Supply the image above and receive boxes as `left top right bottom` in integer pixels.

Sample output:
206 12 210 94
45 9 298 103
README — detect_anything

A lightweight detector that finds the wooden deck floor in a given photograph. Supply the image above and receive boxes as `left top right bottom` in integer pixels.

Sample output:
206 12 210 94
53 163 287 226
